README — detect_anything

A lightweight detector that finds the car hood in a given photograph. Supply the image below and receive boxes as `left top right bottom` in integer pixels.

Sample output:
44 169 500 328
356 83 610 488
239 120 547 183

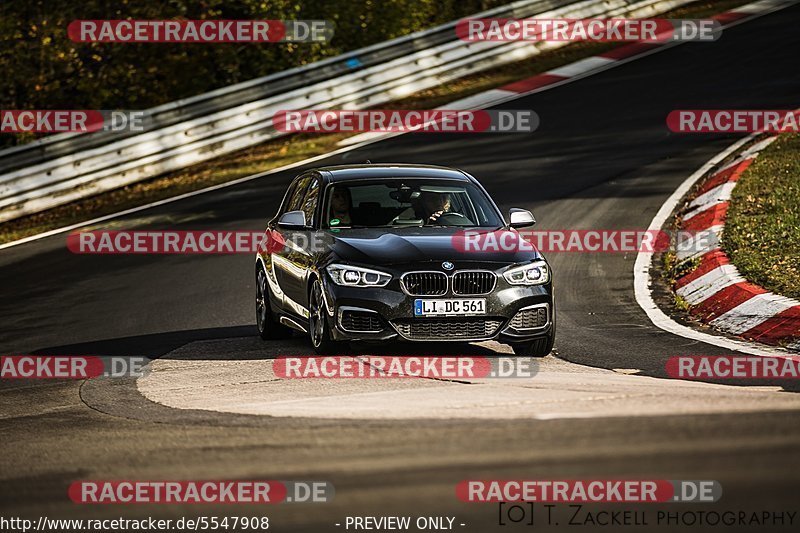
324 227 541 266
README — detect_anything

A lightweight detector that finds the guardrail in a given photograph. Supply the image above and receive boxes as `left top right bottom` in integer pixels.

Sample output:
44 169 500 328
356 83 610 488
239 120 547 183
0 0 693 223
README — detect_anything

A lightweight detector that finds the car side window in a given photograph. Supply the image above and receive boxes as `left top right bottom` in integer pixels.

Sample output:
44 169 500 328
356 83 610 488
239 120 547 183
286 176 311 214
278 181 298 218
300 178 320 227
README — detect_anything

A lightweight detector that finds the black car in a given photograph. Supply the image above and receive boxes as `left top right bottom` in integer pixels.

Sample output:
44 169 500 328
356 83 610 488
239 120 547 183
255 164 555 356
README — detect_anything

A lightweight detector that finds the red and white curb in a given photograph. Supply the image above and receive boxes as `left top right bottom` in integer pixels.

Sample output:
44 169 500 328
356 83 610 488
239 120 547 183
673 137 800 351
339 0 794 147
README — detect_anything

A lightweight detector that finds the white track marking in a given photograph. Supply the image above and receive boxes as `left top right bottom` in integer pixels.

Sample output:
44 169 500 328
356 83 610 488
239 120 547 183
676 264 745 305
688 181 737 209
682 199 723 222
546 56 615 78
730 136 778 160
645 130 798 350
710 293 800 334
633 134 795 357
676 225 723 262
732 0 789 14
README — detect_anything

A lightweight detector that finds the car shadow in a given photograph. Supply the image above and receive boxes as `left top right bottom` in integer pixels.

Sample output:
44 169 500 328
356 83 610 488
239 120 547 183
32 326 504 361
33 326 800 392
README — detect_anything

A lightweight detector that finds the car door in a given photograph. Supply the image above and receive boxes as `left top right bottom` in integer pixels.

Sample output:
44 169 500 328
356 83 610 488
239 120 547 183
271 174 320 319
294 176 322 311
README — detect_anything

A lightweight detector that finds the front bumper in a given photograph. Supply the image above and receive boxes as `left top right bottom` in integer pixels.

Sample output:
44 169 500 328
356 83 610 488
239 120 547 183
320 263 553 343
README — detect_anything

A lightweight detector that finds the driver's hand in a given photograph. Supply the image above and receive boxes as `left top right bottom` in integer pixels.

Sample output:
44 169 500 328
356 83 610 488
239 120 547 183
428 210 444 223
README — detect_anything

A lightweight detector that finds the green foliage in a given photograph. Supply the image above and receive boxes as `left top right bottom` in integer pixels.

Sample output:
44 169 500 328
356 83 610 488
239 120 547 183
723 134 800 299
0 0 507 146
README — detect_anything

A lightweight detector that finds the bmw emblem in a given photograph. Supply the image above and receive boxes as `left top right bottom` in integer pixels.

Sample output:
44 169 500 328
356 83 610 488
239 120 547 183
442 261 454 271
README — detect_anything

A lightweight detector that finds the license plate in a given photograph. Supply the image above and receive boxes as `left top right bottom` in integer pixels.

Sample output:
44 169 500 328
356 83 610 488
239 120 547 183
414 298 486 317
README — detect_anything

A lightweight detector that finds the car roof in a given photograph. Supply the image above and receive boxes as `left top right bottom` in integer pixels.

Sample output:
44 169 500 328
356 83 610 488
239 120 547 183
315 164 471 183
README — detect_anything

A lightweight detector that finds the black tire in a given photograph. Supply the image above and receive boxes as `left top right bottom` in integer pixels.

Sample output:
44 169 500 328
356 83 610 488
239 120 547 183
256 266 292 340
511 333 554 357
308 279 347 354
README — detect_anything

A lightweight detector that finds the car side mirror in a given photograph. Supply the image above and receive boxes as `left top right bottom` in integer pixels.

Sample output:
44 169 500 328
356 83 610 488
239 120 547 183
509 208 536 228
278 210 306 229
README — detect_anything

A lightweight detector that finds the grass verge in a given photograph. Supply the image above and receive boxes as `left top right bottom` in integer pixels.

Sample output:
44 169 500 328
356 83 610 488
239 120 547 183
0 0 753 246
723 133 800 299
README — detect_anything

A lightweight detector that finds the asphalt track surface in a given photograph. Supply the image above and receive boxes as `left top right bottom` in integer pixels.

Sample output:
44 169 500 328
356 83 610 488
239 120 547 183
3 6 800 532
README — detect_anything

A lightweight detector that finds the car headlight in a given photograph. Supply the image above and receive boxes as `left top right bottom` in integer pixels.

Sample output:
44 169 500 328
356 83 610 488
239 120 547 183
503 260 550 286
327 264 392 287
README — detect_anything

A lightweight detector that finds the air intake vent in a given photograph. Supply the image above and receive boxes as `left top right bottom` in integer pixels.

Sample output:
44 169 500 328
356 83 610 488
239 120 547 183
402 272 447 296
452 271 496 295
340 310 385 332
394 318 502 340
508 306 548 331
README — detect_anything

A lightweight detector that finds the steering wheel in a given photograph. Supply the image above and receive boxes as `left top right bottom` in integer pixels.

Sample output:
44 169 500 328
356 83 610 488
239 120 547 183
431 212 470 226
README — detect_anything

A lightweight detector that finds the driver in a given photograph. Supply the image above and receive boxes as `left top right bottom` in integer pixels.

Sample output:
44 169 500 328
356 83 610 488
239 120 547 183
328 186 352 226
421 191 451 224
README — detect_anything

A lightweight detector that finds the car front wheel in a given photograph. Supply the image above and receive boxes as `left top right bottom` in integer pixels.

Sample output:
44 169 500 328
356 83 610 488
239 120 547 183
308 279 346 354
511 332 554 357
256 267 292 340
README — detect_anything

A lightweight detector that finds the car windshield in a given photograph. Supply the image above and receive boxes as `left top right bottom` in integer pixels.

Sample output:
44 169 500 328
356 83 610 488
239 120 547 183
322 179 503 229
